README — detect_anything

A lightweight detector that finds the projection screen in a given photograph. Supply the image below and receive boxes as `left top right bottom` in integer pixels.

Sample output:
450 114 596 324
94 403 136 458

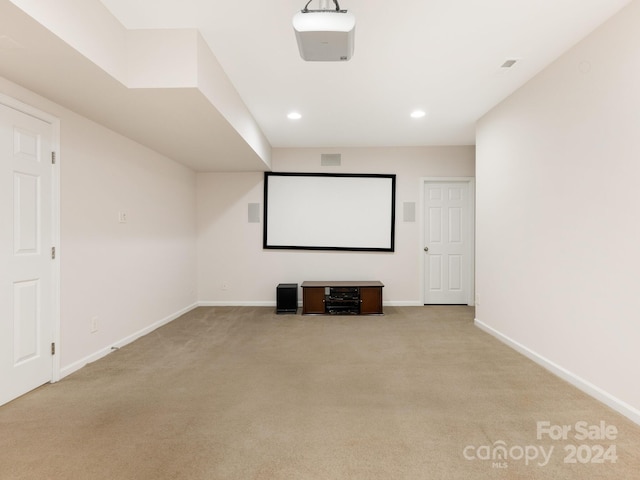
263 172 396 251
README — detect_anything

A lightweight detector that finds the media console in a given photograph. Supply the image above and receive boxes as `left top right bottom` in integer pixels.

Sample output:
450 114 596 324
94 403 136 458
301 281 384 315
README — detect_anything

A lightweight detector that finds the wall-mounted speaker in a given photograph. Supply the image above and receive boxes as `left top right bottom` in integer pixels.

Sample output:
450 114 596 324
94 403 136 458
248 203 261 223
403 202 416 222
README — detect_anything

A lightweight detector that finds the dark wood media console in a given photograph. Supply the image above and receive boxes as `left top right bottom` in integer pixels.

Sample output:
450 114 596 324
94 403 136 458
301 281 384 315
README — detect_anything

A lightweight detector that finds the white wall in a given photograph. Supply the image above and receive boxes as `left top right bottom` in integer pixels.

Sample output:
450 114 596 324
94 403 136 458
476 1 640 422
197 146 474 305
0 76 198 376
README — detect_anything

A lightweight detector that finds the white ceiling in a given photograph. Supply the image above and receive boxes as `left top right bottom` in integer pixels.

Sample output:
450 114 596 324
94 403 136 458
98 0 630 148
0 0 632 171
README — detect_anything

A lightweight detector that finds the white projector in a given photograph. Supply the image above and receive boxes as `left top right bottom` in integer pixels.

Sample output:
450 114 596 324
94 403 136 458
293 10 355 61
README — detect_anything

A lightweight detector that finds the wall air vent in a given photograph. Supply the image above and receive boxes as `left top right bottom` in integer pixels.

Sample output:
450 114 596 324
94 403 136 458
321 153 341 166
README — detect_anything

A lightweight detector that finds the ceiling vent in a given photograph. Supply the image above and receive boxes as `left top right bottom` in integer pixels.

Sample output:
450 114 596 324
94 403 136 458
293 0 355 61
501 59 518 68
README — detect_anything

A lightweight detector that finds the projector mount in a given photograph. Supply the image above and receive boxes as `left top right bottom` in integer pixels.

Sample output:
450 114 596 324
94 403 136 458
301 0 346 13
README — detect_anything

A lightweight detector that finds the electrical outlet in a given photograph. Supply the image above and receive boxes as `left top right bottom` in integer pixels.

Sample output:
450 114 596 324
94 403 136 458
221 281 229 291
90 316 98 333
118 211 127 223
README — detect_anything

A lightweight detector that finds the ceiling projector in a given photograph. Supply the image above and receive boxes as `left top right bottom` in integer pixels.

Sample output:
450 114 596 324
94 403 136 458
293 1 355 61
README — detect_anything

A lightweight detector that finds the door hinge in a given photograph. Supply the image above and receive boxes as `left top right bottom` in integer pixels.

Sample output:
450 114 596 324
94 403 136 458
51 151 56 164
51 342 56 355
51 246 56 260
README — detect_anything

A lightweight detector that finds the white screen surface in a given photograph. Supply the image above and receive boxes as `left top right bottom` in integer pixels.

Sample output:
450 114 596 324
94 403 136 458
264 173 395 251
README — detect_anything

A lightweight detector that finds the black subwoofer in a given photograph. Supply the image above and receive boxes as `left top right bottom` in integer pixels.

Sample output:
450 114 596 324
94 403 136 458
276 283 298 314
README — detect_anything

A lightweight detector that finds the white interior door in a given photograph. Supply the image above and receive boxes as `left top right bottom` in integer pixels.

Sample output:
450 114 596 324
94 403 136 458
1 101 57 405
423 180 473 305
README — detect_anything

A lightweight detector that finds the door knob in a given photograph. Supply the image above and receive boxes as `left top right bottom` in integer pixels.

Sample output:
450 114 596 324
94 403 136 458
424 246 429 252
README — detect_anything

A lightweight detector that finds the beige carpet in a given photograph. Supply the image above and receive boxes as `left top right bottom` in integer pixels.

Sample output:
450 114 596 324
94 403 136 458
1 306 639 479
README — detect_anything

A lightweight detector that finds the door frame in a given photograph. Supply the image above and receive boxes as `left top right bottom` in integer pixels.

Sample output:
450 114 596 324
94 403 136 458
1 92 61 383
419 177 475 306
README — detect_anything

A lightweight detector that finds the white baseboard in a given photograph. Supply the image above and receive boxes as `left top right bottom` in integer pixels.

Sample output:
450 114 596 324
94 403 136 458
475 318 640 426
196 300 424 308
60 303 199 379
385 301 424 307
197 301 276 307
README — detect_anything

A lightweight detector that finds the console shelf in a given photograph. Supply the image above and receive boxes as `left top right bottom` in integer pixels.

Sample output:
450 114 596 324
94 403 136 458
301 281 384 315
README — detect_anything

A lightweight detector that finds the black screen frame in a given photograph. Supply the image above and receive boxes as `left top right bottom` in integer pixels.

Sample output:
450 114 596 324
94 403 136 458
263 172 396 252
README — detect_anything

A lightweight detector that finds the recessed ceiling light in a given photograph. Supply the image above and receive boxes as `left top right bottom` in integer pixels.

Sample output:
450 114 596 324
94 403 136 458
287 112 302 120
410 110 426 119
